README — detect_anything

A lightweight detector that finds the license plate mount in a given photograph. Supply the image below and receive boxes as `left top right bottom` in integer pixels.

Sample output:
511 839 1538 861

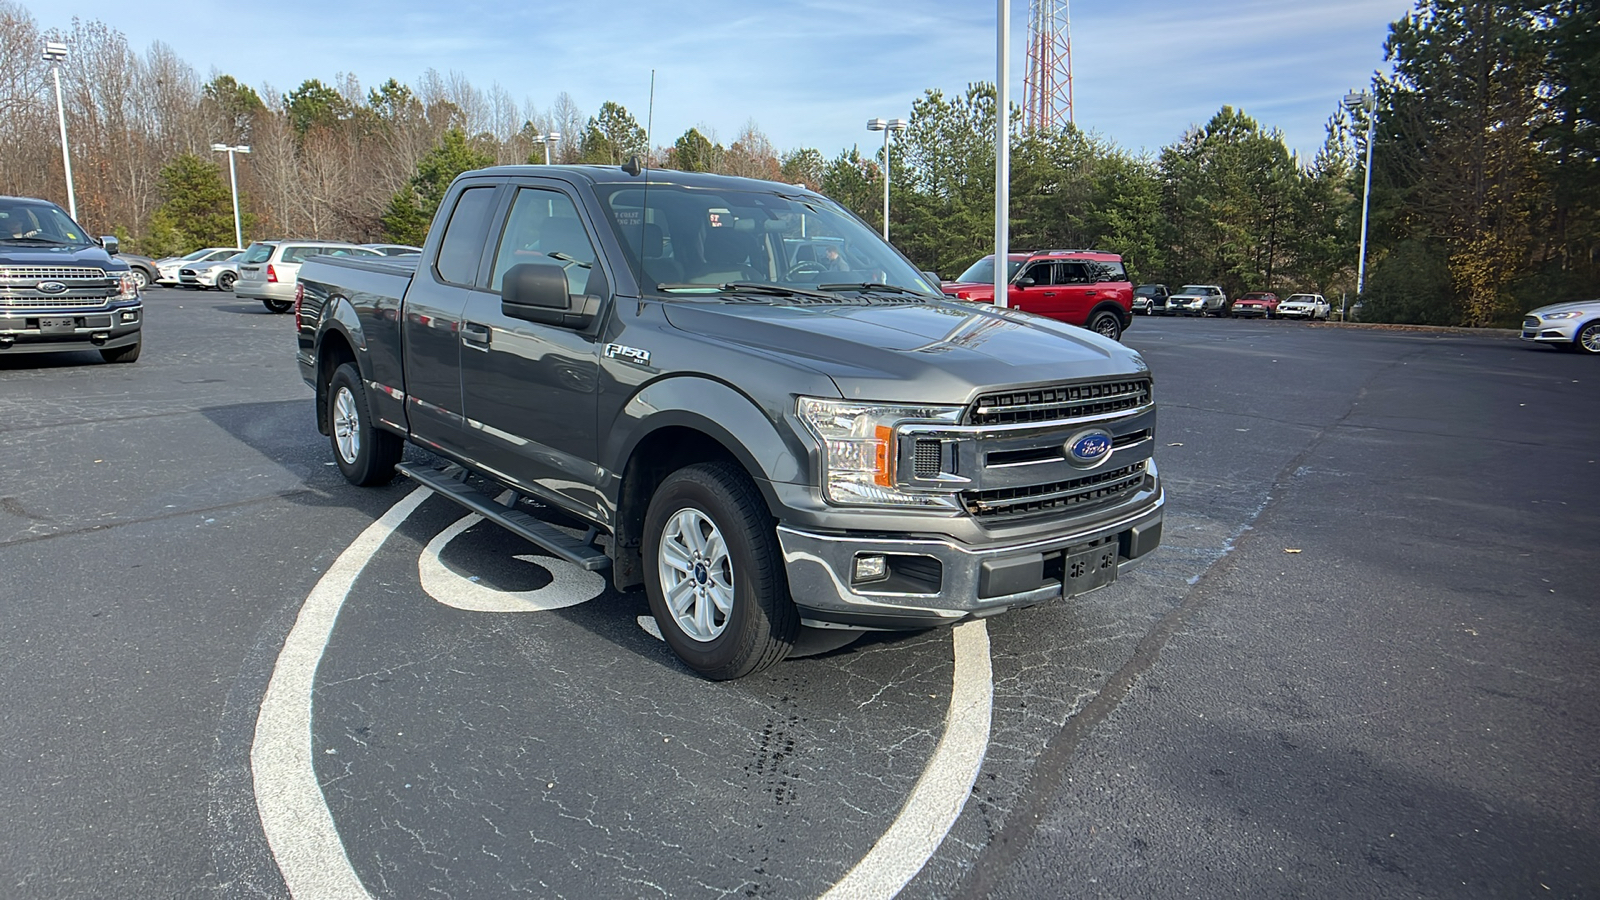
38 317 75 333
1062 542 1119 598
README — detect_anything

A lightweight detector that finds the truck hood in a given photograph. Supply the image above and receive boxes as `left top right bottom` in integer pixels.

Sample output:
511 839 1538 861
661 297 1147 405
0 241 125 272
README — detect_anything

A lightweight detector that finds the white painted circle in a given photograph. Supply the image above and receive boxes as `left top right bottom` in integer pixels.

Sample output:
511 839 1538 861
419 512 606 612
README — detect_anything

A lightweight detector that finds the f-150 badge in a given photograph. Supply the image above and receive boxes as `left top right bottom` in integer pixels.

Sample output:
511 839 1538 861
605 343 651 366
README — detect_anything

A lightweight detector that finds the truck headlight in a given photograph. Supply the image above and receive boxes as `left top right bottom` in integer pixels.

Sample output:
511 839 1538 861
119 273 139 300
797 397 964 508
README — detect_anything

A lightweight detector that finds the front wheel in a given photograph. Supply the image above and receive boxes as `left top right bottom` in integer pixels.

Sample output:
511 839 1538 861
643 462 798 680
218 271 237 291
1087 309 1123 342
327 363 401 486
263 299 293 314
128 269 150 291
1575 321 1600 355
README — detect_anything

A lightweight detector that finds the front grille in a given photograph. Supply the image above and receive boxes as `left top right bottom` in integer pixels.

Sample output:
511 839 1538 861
969 378 1152 426
0 296 111 309
0 266 109 281
1524 316 1540 329
964 461 1147 519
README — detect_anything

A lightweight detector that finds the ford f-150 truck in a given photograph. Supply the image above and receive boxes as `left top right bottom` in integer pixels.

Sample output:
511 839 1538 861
296 165 1164 679
0 195 143 363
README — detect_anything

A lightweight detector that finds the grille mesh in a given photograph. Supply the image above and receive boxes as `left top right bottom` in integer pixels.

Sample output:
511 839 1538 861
913 439 942 477
968 378 1152 426
0 267 109 281
964 462 1146 519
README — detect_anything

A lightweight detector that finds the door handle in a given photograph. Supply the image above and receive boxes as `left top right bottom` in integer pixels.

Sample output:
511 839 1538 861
1042 291 1057 297
462 322 491 349
1085 290 1098 297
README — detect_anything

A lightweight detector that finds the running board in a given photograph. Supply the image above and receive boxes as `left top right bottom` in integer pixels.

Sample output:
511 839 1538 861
396 462 611 571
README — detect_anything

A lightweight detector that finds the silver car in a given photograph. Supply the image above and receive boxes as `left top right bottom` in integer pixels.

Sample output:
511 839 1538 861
178 251 244 291
234 240 381 313
155 246 242 285
1522 299 1600 355
1167 284 1228 317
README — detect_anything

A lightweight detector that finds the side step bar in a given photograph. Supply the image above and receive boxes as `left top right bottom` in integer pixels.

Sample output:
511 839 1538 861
396 462 611 571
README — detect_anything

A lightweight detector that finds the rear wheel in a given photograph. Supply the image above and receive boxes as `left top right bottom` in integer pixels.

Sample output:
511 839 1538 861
128 269 150 291
643 462 798 680
263 299 292 314
327 363 401 486
1087 309 1123 341
1576 321 1600 355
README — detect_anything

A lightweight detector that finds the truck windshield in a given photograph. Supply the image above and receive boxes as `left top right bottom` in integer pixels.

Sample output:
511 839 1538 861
955 257 1026 284
0 202 92 246
595 183 938 297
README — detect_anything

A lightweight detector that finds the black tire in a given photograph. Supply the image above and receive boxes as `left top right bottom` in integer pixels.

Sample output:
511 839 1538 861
1087 309 1123 342
263 298 293 314
100 336 140 364
643 461 799 680
1575 321 1600 355
327 363 401 486
218 271 237 291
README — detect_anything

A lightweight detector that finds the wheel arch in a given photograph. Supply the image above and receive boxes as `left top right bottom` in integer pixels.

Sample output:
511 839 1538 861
312 309 366 436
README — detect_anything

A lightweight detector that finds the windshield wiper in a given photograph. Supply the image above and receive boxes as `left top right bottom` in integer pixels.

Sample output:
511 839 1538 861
546 252 592 268
817 282 930 297
0 235 75 245
656 282 838 301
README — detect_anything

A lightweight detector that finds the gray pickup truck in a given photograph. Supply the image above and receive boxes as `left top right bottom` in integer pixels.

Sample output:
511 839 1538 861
296 164 1163 679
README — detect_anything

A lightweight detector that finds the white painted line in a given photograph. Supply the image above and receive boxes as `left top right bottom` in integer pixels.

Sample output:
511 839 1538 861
251 486 431 900
819 620 993 900
419 512 606 612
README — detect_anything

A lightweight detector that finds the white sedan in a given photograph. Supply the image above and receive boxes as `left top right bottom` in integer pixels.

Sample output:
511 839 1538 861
1522 299 1600 355
1277 293 1331 320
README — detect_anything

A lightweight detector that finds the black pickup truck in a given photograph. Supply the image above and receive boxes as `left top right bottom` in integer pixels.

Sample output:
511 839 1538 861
0 195 142 363
296 165 1163 679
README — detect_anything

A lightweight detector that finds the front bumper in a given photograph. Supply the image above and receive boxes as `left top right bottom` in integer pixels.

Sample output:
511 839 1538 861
0 304 142 354
777 482 1164 630
1232 306 1269 318
1521 320 1579 344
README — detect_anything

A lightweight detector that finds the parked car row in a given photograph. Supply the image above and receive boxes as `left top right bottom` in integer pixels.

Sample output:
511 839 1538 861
1133 283 1332 320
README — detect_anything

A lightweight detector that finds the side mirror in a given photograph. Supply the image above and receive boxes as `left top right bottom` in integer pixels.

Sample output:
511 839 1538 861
99 236 120 255
921 270 941 285
1017 277 1036 287
502 261 600 329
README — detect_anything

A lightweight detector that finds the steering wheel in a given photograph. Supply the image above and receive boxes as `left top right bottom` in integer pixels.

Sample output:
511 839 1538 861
785 260 827 278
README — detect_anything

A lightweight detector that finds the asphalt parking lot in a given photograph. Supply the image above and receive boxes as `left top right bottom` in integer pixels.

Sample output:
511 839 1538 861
1 288 1595 899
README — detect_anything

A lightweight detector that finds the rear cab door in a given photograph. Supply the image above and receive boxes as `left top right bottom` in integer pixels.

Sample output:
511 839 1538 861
399 178 506 459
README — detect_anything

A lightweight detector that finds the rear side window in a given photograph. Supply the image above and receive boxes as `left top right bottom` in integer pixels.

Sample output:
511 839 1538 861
1089 261 1128 282
242 243 275 264
435 186 498 287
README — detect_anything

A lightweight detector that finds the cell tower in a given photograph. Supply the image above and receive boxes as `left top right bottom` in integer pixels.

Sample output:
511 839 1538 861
1023 0 1074 130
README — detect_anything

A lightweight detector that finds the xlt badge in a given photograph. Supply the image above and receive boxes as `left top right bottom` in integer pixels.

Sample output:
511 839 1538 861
605 343 651 366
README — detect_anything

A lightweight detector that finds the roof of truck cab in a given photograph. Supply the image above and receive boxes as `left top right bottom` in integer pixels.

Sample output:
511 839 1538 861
461 165 821 195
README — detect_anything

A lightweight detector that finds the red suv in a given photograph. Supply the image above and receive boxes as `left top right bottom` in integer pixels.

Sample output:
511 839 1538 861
941 250 1134 341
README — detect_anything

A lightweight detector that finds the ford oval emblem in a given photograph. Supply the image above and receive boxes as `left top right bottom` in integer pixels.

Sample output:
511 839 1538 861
37 281 68 294
1065 429 1114 467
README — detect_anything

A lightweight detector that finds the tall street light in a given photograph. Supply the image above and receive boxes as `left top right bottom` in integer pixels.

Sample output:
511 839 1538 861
866 117 908 241
210 143 251 249
43 41 77 221
536 131 561 165
1343 89 1376 318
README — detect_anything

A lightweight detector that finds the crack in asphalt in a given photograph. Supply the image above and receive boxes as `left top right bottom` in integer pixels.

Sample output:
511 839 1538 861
952 344 1437 898
0 488 323 548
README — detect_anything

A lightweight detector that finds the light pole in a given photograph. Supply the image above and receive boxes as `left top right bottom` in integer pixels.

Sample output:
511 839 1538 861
210 143 251 249
995 0 1012 308
43 41 77 221
866 117 908 241
1343 89 1375 318
537 131 561 165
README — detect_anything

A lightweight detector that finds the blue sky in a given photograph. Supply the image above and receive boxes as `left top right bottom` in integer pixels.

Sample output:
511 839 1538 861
37 0 1414 162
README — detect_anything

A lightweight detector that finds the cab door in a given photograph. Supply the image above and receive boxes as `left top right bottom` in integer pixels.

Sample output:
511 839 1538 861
399 182 503 458
1008 261 1061 318
458 182 610 520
